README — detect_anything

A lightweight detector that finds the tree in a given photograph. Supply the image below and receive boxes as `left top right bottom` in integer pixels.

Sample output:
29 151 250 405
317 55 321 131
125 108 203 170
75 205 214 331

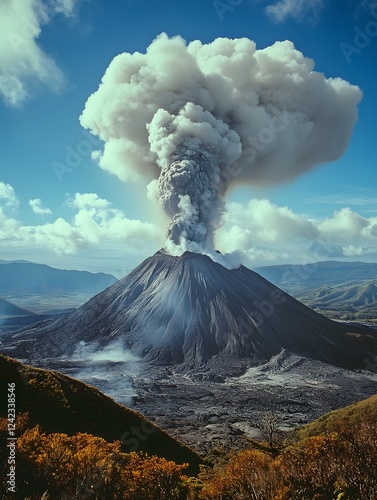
255 411 280 449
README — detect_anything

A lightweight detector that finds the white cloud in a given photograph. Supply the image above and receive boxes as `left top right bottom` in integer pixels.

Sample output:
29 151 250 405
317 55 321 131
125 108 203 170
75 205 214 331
1 183 376 265
217 199 319 249
26 192 162 254
0 182 19 241
0 182 19 209
318 208 371 240
23 217 84 254
29 198 52 215
0 211 18 242
342 245 376 257
68 192 111 210
52 0 77 16
265 0 325 22
216 200 377 265
0 186 163 255
0 0 78 107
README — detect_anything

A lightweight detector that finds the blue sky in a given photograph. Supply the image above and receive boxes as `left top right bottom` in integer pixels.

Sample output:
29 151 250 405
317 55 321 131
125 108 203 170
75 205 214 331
0 0 376 277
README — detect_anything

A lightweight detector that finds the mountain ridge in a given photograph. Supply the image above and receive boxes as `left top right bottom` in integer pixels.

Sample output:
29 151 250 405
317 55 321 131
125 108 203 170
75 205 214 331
256 260 377 293
295 280 377 323
0 260 117 296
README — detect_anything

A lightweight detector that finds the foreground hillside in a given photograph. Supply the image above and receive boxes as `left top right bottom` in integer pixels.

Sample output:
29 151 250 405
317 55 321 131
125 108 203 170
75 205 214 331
0 355 376 499
0 355 201 474
297 394 377 439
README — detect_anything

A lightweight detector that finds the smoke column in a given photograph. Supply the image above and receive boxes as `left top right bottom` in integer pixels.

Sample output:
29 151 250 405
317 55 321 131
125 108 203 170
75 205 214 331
80 34 362 254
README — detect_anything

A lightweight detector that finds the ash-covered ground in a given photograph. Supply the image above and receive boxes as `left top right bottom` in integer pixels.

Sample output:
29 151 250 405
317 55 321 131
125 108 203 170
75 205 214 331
28 349 377 455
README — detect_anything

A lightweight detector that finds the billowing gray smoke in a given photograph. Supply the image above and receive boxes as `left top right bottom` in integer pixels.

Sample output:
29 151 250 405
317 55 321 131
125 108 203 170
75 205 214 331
80 34 362 254
149 103 241 250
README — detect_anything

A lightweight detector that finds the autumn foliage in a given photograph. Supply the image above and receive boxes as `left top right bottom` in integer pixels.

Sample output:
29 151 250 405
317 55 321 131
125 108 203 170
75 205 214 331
198 421 377 500
198 449 277 500
1 415 376 499
0 417 189 500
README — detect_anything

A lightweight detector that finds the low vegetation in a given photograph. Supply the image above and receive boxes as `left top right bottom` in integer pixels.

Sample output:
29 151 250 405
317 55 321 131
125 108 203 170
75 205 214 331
198 420 377 499
0 355 201 474
0 416 189 499
297 394 377 440
1 413 376 499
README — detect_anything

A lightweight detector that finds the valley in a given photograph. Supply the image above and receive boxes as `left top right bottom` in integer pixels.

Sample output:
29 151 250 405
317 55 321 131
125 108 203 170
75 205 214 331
22 348 377 455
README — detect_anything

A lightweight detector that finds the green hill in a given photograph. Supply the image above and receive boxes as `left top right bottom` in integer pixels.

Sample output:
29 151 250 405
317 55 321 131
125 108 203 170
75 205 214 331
297 280 377 322
297 394 377 440
0 355 201 474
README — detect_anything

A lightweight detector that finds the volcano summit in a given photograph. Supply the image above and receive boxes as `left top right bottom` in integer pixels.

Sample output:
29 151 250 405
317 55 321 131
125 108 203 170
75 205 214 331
5 251 376 374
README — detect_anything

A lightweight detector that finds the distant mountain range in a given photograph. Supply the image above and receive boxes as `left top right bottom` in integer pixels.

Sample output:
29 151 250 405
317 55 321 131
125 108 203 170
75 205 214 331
256 261 377 293
296 280 377 323
254 261 377 322
0 260 117 296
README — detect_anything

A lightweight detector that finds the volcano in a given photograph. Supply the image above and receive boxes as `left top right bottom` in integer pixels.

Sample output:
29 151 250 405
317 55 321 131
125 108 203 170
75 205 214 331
4 251 377 373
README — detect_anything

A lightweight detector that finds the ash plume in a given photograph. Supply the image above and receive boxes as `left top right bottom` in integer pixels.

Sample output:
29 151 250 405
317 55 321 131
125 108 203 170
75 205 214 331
80 34 362 254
